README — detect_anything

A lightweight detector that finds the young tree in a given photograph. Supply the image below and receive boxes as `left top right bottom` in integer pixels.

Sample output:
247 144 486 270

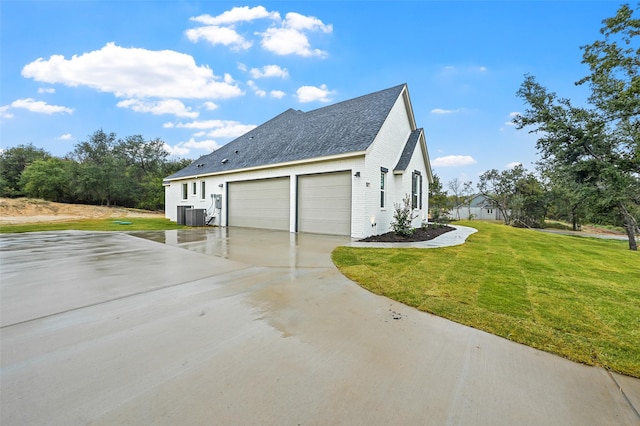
477 165 529 225
448 178 473 220
428 173 448 218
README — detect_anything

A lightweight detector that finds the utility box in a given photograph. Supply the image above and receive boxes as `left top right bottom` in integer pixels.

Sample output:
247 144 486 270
185 208 206 226
177 205 193 225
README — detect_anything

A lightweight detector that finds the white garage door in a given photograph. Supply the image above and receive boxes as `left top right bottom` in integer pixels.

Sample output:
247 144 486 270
298 172 352 235
228 177 290 231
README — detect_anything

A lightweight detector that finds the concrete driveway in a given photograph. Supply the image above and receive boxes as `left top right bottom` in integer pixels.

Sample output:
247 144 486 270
1 228 639 425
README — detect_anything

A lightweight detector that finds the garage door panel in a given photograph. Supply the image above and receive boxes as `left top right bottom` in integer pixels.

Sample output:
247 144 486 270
228 177 290 231
298 172 351 236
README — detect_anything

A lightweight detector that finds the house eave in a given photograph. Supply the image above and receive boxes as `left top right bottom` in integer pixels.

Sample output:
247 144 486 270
163 151 367 182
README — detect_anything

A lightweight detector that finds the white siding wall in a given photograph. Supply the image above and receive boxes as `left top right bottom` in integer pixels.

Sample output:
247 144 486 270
361 92 413 236
165 156 366 236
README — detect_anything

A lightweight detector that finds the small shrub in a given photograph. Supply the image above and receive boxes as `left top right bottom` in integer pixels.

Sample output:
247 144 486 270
391 196 417 237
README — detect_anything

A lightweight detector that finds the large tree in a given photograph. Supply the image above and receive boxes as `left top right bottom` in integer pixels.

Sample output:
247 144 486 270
20 157 74 202
514 4 639 250
0 143 50 197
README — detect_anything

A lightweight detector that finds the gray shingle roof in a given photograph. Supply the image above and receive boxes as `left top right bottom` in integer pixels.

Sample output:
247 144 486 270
394 128 423 173
165 84 407 180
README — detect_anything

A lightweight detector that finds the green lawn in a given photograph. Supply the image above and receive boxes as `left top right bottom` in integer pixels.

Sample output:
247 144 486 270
0 217 188 233
332 221 640 377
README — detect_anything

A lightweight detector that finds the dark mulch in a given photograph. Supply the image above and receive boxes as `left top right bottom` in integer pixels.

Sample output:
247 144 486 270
358 225 456 243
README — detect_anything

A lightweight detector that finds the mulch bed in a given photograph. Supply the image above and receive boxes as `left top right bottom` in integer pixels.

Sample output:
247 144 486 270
359 225 456 242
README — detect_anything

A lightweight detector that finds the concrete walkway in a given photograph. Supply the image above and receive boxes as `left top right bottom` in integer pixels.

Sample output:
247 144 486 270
1 228 639 425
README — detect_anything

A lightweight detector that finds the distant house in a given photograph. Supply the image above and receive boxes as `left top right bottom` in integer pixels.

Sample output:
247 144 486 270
448 194 505 221
164 84 433 238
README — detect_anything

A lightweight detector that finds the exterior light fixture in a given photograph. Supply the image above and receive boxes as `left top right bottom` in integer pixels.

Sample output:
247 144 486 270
354 171 361 177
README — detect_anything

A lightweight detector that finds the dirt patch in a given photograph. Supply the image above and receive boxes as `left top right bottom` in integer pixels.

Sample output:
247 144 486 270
359 225 455 242
0 198 163 224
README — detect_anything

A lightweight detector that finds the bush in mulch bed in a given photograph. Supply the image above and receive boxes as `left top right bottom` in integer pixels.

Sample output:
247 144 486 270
359 225 455 243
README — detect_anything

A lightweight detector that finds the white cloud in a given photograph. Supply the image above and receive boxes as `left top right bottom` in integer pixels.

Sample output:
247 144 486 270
163 142 190 156
270 90 285 99
22 42 243 100
38 87 55 94
206 123 257 138
9 98 73 114
192 131 206 137
247 80 266 97
431 108 460 115
117 99 198 118
183 138 220 151
506 162 522 169
249 64 289 79
203 101 218 111
295 84 332 103
237 62 248 72
504 112 521 126
185 26 252 50
188 7 331 58
260 24 330 58
58 133 73 140
0 105 14 119
190 6 279 26
284 12 332 32
479 66 488 72
432 155 477 167
168 119 257 138
165 137 220 156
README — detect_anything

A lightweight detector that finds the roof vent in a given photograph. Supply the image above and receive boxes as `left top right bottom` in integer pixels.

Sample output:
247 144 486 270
234 150 239 154
221 158 228 164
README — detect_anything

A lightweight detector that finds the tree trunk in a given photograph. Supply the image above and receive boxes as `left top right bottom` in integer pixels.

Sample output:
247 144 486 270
619 202 638 251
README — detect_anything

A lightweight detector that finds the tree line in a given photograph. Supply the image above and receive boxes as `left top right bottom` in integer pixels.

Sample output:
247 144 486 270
0 130 191 211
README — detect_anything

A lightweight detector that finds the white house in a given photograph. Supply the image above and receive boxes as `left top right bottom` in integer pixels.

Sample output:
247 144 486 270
448 194 506 221
164 84 433 238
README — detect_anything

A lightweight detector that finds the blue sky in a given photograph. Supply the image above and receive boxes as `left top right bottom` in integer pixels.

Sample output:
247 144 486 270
0 1 620 187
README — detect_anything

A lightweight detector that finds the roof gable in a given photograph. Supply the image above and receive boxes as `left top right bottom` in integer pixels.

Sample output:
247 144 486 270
393 128 422 173
166 84 407 180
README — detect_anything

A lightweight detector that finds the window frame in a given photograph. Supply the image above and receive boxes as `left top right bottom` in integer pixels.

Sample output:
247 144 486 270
182 183 188 200
411 171 423 210
201 181 206 200
380 167 388 209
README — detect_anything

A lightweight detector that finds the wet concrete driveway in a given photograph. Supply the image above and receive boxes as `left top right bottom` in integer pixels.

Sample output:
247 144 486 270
1 228 639 425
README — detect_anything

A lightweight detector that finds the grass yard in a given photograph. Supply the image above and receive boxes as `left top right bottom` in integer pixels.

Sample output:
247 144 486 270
0 217 188 233
332 221 640 377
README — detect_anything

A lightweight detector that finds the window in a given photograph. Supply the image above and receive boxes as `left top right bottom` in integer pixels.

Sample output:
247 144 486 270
201 181 206 199
380 168 388 208
192 182 197 196
182 183 188 200
412 171 421 209
419 174 423 209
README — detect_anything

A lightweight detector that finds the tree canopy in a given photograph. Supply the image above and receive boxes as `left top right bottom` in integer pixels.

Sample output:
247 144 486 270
514 4 640 250
1 130 192 211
